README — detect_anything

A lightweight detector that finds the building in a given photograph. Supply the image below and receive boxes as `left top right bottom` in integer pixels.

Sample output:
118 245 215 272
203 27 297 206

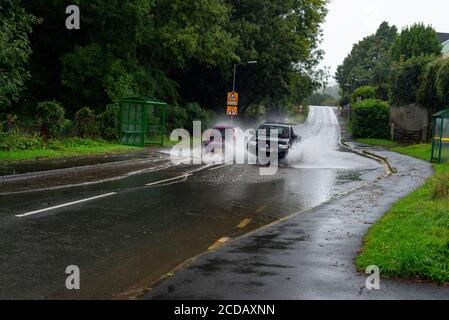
437 32 449 57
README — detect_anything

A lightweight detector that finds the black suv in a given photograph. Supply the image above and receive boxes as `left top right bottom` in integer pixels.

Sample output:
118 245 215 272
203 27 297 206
248 122 301 159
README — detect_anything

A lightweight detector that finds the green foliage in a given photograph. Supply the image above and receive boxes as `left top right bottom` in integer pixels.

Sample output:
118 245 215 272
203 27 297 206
0 129 42 151
98 104 120 140
352 86 376 101
74 107 97 138
0 0 39 112
391 24 442 62
432 172 449 199
36 101 65 139
350 99 390 138
185 102 214 131
388 55 434 106
0 137 139 163
308 92 338 106
166 105 188 133
435 59 449 107
417 59 443 110
19 0 327 118
336 22 398 96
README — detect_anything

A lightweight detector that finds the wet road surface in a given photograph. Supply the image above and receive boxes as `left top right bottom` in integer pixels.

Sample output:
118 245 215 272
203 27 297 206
145 147 449 300
0 107 383 299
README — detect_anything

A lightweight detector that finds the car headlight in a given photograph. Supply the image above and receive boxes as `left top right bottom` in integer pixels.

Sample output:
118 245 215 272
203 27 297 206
248 141 257 146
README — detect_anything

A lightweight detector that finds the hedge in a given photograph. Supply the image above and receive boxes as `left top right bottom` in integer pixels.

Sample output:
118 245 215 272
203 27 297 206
350 99 390 139
352 86 376 102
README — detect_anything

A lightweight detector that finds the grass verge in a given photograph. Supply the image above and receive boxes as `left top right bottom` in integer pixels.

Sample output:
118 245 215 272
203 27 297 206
355 138 399 147
391 144 432 161
0 138 140 163
356 143 449 283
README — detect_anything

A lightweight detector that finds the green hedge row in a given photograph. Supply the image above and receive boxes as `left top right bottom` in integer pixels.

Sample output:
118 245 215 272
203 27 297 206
350 99 390 139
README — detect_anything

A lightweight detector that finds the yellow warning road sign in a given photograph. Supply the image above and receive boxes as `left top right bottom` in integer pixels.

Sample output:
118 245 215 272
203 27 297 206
227 106 238 116
227 92 239 106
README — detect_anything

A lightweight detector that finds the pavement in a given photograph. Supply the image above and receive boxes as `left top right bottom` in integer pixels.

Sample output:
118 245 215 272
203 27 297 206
143 147 449 300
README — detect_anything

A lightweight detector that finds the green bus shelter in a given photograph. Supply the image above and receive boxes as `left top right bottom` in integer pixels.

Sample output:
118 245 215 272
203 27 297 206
431 109 449 163
120 97 167 147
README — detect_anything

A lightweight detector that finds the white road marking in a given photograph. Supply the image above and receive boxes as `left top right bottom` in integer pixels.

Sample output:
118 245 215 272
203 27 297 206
146 174 192 186
186 164 215 174
208 164 229 171
15 192 117 218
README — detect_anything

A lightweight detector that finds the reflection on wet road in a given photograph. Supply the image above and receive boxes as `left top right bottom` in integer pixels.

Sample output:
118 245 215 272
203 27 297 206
0 107 382 299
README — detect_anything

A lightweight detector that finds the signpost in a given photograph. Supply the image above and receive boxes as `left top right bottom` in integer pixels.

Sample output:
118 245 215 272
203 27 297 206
227 91 238 117
226 106 238 116
227 92 239 106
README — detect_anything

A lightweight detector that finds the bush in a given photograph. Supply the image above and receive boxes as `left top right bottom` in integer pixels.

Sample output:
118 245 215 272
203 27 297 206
36 101 65 139
185 102 214 130
350 99 390 139
166 105 188 132
436 59 449 107
98 104 120 140
0 129 42 151
352 86 376 102
74 107 97 138
388 55 434 106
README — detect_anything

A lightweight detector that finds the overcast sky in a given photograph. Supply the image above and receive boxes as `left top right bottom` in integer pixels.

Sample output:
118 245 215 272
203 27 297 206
320 0 449 83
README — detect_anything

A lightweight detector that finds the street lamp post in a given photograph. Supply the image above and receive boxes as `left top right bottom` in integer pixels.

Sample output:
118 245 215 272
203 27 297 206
232 61 258 93
229 61 257 124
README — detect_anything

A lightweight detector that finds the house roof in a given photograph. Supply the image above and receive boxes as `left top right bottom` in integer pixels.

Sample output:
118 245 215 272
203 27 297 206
436 32 449 44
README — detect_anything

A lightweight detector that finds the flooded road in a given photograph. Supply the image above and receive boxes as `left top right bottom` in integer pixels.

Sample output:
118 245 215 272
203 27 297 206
0 107 382 299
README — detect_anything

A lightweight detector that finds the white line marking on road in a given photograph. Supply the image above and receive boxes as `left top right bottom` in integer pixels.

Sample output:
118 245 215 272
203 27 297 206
145 174 192 187
186 164 215 174
15 192 117 218
208 164 229 171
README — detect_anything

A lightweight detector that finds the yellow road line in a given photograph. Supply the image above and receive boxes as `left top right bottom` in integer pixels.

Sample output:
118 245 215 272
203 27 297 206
208 237 231 251
236 218 252 229
256 205 267 213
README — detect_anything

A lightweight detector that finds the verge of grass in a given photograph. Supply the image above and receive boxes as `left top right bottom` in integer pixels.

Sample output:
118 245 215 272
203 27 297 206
357 144 449 283
356 138 399 147
0 138 140 163
391 143 432 161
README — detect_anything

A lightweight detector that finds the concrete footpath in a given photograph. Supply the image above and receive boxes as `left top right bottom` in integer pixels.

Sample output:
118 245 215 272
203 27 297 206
144 147 449 300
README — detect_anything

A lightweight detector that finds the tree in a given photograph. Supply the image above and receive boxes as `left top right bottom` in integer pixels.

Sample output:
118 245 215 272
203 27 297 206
19 0 328 122
391 23 442 62
0 0 39 113
336 22 397 97
388 55 434 106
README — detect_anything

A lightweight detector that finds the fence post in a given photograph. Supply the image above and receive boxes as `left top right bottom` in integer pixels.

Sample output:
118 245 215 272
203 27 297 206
391 122 395 141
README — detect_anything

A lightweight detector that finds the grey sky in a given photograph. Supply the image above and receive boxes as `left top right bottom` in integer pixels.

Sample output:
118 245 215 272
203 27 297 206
320 0 449 82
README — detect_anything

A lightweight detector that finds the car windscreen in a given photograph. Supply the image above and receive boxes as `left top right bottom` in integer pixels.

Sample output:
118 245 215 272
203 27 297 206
257 125 290 139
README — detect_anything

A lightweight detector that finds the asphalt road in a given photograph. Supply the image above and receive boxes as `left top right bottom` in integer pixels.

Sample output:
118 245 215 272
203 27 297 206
0 107 383 299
